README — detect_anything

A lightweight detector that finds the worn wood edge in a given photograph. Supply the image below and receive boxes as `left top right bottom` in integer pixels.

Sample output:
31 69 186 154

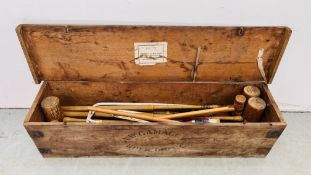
40 154 267 158
24 82 48 123
19 24 290 29
16 24 41 84
262 85 286 124
46 80 265 85
267 27 292 84
24 121 284 127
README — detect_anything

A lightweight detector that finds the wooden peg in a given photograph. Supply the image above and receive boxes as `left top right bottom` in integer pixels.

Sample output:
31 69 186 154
243 86 261 99
242 97 266 122
233 94 246 115
41 96 64 122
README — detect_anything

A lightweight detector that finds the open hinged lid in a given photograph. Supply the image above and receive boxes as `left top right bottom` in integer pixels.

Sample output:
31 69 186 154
16 25 291 84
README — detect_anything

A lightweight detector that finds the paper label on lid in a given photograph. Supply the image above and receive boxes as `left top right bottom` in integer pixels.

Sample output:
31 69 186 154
134 42 167 65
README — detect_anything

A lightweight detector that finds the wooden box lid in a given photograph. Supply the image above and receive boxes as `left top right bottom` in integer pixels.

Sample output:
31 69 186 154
16 25 291 84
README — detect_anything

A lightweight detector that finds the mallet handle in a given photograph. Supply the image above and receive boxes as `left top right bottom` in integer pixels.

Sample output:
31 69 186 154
62 104 221 112
212 116 243 121
63 111 167 118
160 106 235 120
63 117 133 124
88 106 182 124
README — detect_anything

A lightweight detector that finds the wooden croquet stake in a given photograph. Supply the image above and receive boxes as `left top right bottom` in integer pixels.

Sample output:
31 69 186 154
243 86 261 99
242 97 266 122
41 96 64 122
233 94 246 116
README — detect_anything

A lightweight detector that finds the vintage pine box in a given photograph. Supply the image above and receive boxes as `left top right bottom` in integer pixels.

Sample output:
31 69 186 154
16 24 291 157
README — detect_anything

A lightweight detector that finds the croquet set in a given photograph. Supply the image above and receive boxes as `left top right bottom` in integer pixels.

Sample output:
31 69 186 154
16 25 291 157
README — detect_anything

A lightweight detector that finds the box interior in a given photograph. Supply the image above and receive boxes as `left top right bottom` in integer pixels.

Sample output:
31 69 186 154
26 81 284 124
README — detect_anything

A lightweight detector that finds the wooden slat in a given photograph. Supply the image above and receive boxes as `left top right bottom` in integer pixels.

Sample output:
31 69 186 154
24 123 285 157
47 81 262 105
16 25 290 83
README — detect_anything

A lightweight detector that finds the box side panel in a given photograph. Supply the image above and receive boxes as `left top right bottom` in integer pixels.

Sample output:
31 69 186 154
47 81 262 106
24 82 49 122
24 123 285 157
261 85 286 123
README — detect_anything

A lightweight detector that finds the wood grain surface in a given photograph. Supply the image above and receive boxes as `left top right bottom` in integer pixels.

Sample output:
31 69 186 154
16 25 291 83
24 122 285 157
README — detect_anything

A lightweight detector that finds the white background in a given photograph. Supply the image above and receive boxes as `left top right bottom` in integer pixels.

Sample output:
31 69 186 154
0 0 310 111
